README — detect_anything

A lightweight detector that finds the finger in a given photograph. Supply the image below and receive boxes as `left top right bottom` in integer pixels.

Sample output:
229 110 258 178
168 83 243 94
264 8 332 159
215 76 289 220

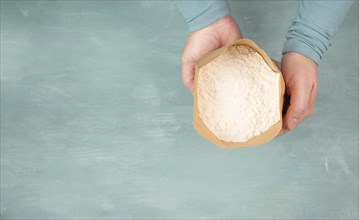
307 83 318 116
277 127 289 137
285 82 312 130
277 105 290 137
181 57 195 94
281 93 290 130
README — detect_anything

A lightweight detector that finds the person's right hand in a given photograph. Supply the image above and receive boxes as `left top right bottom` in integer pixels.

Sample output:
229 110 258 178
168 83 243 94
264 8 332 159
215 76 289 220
181 15 242 94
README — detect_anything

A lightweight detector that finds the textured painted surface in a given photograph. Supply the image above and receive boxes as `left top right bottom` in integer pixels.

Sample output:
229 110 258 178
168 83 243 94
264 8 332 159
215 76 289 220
1 1 358 219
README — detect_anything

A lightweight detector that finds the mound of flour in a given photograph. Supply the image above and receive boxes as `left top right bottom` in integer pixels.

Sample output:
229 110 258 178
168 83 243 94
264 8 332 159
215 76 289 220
197 45 280 142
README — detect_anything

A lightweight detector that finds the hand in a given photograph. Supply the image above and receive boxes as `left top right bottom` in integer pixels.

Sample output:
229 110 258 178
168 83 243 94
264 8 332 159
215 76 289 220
181 15 242 94
278 52 318 136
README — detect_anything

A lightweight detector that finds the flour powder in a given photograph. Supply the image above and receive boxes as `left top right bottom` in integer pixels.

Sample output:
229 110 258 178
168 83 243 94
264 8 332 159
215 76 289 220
197 45 280 142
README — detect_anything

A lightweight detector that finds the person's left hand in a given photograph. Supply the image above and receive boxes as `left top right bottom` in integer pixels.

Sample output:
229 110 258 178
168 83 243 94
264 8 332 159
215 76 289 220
278 52 318 136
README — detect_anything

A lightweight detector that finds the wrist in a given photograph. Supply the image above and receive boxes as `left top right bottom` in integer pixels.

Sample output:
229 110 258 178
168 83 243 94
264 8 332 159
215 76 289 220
282 52 318 69
283 39 321 65
192 15 242 46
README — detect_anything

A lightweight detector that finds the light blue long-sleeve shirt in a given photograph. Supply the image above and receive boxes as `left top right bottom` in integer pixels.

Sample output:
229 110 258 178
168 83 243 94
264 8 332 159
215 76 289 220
173 0 353 64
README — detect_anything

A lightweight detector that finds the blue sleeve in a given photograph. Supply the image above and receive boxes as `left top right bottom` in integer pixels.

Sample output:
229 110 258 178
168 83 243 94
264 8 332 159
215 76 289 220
173 0 230 32
283 1 354 64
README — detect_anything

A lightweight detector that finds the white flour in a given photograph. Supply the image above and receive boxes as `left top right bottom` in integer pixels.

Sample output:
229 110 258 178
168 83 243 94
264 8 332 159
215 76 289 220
197 45 280 142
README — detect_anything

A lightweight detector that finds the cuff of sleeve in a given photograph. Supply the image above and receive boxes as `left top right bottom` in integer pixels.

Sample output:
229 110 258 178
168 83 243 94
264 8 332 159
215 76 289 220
283 39 321 65
188 2 231 32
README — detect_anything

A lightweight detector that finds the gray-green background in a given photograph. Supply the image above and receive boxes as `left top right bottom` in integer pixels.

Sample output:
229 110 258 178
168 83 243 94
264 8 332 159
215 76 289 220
1 1 358 219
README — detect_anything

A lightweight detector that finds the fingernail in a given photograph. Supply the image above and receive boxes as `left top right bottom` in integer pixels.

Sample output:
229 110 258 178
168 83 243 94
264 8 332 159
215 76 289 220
288 118 299 129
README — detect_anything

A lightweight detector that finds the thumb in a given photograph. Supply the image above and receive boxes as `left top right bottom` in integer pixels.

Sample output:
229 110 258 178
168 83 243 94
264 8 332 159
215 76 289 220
285 82 312 130
181 57 195 94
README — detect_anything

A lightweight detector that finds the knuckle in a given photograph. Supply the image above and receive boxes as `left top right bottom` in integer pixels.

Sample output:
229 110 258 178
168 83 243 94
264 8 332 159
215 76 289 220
181 57 187 65
182 76 190 85
307 108 315 116
181 55 191 65
293 106 307 115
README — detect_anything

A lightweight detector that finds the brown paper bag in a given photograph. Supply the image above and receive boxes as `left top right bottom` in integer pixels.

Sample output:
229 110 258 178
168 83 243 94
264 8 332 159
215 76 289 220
193 39 285 148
